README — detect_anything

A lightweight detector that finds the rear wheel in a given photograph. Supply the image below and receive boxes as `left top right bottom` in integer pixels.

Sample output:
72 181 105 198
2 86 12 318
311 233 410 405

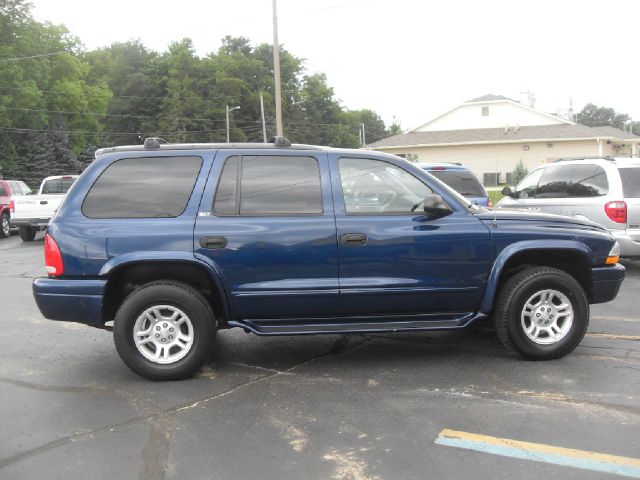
0 213 10 238
19 226 36 241
113 281 216 380
494 266 589 360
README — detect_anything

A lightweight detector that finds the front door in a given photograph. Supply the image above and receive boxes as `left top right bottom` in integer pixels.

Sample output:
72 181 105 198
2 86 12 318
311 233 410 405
331 155 491 317
194 150 339 320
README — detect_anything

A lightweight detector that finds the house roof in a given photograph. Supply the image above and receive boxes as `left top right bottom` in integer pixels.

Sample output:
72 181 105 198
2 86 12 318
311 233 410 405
368 124 639 149
465 94 511 103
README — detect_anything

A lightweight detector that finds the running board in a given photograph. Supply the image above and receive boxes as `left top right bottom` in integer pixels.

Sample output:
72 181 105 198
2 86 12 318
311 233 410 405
227 312 486 336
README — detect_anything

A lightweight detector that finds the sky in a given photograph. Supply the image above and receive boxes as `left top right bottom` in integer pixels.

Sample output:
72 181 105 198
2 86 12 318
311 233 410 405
31 0 640 131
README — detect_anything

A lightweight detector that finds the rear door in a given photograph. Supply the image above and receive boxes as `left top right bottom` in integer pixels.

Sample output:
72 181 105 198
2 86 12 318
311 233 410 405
194 150 339 320
561 163 611 225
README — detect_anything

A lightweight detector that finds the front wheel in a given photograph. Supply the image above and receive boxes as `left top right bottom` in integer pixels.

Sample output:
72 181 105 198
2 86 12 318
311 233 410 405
113 281 216 380
19 226 36 241
494 266 589 360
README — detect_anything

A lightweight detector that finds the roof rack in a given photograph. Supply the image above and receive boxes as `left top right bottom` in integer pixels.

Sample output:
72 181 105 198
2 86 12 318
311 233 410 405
270 136 291 147
554 156 615 163
144 137 168 149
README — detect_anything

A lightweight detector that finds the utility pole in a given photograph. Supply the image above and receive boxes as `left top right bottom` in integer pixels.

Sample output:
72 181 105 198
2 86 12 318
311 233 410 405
361 123 366 147
226 105 240 143
272 0 283 136
260 93 267 142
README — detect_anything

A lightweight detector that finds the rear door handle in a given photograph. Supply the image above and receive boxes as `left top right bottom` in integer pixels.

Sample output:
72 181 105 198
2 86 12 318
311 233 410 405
40 200 48 205
199 236 228 249
340 233 367 246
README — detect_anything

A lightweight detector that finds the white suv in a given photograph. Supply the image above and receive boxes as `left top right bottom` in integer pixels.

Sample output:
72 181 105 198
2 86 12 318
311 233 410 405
498 158 640 257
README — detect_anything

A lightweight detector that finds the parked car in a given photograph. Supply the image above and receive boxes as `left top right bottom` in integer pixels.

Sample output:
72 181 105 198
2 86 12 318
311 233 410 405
0 179 32 238
498 158 640 257
11 175 78 241
418 163 492 207
33 138 624 380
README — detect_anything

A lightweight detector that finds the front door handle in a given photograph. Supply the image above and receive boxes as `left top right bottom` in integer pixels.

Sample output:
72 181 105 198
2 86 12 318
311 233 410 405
200 236 228 249
341 233 367 246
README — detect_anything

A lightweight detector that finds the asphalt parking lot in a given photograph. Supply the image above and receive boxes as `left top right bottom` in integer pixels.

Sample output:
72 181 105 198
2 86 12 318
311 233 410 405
1 233 639 480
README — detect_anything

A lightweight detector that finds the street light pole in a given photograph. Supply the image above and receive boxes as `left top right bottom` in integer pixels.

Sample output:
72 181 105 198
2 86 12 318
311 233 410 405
272 0 283 136
226 105 240 143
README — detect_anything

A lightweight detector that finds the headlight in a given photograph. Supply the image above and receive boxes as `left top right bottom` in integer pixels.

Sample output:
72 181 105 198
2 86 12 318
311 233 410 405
606 241 620 265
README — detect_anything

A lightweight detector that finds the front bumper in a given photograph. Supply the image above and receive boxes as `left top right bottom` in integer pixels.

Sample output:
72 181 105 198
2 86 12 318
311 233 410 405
33 278 106 325
612 229 640 258
11 217 51 230
590 264 625 304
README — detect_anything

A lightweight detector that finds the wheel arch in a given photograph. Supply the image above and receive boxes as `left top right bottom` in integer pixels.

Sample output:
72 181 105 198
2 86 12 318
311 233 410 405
101 256 231 326
481 240 593 314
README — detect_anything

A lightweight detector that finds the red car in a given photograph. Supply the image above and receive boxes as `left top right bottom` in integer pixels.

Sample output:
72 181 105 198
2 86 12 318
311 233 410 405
0 179 32 238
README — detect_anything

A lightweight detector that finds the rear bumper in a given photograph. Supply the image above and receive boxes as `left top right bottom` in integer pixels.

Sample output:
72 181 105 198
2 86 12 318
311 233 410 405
33 278 106 325
612 229 640 257
590 264 625 304
11 217 50 230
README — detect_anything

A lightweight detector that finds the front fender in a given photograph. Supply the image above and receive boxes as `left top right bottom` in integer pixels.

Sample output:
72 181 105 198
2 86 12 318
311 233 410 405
479 240 592 314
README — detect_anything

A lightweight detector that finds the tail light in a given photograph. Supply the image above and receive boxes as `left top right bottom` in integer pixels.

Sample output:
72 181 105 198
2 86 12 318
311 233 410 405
488 198 493 208
9 200 14 214
604 201 627 224
44 234 64 276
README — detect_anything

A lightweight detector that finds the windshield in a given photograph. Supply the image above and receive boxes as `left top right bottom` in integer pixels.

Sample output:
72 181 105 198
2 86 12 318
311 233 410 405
428 170 486 197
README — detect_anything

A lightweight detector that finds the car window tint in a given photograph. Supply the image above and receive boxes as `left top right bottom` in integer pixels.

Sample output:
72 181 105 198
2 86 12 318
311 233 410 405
41 178 75 194
213 156 239 215
82 156 202 218
514 169 543 199
0 183 7 196
339 158 433 214
620 167 640 198
565 165 608 197
238 156 322 215
536 165 576 198
428 170 485 197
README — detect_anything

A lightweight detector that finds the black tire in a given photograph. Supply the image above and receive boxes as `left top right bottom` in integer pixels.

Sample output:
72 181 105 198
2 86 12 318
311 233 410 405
19 226 36 241
0 213 10 238
113 281 216 380
494 266 589 360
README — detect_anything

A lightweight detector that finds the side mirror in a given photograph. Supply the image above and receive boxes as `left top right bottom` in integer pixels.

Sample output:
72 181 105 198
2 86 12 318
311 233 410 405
501 186 513 197
423 194 453 219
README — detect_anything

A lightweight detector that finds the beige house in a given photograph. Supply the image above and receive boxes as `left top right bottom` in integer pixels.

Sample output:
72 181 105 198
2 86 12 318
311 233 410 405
368 94 640 185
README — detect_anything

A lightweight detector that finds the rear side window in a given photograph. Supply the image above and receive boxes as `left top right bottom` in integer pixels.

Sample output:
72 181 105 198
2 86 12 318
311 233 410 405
213 155 322 215
0 183 7 196
620 167 640 198
83 156 202 218
536 164 608 198
427 170 485 197
41 178 76 194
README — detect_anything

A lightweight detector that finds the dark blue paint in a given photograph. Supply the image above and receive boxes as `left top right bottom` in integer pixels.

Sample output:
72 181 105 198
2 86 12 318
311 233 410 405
33 144 625 333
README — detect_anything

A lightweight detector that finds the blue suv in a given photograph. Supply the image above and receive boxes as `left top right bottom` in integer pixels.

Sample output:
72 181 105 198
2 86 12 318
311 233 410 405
33 137 625 380
419 163 492 207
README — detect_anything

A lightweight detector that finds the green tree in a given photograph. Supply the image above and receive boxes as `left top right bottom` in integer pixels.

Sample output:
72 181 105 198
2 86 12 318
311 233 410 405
512 159 528 186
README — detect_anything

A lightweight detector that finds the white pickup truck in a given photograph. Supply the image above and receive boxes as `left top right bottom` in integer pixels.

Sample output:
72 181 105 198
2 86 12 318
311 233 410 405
11 175 78 241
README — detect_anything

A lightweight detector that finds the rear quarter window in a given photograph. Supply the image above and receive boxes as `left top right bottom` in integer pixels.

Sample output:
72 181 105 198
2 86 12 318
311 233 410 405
82 156 202 218
620 167 640 198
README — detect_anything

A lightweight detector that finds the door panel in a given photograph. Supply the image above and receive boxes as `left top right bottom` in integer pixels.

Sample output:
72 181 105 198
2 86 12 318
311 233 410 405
331 155 491 316
194 150 339 320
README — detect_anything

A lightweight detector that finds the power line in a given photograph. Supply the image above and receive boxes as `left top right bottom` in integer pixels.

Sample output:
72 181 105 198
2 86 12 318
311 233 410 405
0 51 69 63
0 125 263 137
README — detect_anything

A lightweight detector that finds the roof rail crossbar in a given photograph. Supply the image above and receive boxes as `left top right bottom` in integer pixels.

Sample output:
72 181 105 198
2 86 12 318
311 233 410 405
554 156 615 163
144 137 168 149
270 136 291 147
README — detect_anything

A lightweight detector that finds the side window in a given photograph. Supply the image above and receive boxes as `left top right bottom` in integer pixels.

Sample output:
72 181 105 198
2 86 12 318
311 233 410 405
82 156 202 218
8 182 21 195
20 182 32 195
213 155 322 215
536 165 576 198
338 158 433 214
0 183 7 196
514 169 543 199
566 165 608 197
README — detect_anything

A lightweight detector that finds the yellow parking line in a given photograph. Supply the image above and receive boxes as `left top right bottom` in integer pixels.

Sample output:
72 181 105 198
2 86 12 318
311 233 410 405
435 429 640 478
586 333 640 341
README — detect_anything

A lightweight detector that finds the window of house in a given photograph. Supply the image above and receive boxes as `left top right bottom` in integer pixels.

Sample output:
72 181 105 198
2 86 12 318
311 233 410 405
482 106 489 116
213 155 323 215
82 156 203 218
338 157 433 214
